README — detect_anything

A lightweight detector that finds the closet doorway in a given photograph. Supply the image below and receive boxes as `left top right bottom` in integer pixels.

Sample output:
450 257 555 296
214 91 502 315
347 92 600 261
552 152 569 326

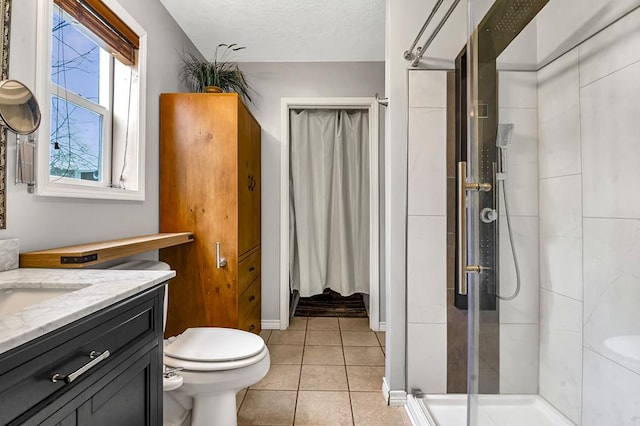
280 97 380 331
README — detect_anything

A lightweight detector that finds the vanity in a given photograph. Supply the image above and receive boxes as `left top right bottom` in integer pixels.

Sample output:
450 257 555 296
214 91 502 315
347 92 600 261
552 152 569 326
0 267 174 425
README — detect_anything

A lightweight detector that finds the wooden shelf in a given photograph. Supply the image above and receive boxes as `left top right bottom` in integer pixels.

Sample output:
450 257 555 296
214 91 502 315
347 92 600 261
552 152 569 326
19 233 195 268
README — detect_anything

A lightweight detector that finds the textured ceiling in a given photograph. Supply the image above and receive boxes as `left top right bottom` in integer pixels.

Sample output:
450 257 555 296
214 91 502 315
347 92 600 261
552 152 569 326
159 0 385 62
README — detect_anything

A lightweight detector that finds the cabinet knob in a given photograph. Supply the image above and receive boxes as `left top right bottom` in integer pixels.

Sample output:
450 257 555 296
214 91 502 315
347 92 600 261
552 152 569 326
249 295 256 302
248 266 255 272
249 324 256 332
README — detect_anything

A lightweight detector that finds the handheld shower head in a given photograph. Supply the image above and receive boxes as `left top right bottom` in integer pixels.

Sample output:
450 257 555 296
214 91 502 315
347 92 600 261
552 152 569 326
496 123 514 180
496 123 514 148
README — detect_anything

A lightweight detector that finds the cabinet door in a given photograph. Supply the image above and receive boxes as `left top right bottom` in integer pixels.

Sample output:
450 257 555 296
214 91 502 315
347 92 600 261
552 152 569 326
37 347 161 426
237 101 261 255
76 348 161 426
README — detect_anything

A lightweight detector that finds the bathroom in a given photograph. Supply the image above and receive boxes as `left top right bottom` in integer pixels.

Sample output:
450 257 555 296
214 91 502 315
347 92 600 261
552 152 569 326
0 0 638 425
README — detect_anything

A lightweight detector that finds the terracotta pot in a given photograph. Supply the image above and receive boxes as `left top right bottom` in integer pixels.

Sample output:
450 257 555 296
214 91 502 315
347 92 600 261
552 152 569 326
204 86 222 93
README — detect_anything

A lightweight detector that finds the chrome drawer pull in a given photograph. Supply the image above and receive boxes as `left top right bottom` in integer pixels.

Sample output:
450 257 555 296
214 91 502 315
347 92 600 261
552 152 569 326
216 242 227 268
51 350 110 384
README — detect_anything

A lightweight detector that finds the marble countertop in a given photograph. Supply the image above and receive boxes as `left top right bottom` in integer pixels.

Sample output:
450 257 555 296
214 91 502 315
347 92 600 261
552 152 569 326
0 268 175 355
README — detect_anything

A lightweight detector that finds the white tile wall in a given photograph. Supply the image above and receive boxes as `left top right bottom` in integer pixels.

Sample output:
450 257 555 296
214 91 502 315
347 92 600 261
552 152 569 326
539 289 583 424
583 348 640 426
498 72 538 109
407 323 447 394
408 108 447 216
581 60 640 219
539 175 583 301
407 216 447 324
583 218 640 322
408 71 447 108
583 218 640 375
538 47 584 424
538 111 582 179
579 7 640 87
537 11 640 424
537 51 581 178
406 70 448 394
497 71 541 395
499 324 539 394
537 50 580 124
498 216 539 324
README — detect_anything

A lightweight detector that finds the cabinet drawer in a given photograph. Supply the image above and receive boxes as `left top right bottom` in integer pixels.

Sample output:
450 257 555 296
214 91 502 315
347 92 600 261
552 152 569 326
238 277 261 327
0 286 163 425
239 303 261 335
238 249 261 295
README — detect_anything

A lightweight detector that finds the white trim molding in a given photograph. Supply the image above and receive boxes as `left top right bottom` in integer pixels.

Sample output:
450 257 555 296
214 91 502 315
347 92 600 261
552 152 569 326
261 320 281 330
383 376 408 407
35 0 147 201
280 97 380 331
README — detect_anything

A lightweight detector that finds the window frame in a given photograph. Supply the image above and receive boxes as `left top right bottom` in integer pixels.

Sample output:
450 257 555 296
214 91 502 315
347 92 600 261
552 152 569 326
35 0 147 201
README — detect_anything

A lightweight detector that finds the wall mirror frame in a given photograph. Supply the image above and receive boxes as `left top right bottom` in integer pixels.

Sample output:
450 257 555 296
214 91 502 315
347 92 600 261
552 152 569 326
0 0 10 229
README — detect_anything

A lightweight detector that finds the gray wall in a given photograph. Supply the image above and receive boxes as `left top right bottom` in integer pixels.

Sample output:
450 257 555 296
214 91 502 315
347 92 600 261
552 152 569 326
238 61 385 323
1 0 198 252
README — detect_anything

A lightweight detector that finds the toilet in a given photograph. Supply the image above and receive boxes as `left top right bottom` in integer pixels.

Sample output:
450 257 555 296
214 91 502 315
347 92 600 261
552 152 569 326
108 260 270 426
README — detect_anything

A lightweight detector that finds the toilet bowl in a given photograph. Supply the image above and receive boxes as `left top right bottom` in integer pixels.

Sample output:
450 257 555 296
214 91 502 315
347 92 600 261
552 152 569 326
108 261 270 426
165 328 270 425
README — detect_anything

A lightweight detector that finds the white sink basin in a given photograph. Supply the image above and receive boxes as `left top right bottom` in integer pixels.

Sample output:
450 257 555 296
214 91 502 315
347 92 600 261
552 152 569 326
0 285 87 315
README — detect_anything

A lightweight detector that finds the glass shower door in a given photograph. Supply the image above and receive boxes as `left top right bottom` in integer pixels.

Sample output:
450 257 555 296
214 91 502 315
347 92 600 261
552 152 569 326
464 0 551 424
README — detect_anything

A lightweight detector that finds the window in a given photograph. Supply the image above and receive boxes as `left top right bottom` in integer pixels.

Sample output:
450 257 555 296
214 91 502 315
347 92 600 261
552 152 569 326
36 0 147 200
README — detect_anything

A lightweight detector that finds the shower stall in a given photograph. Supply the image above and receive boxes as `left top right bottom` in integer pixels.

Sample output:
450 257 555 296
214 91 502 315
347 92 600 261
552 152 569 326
403 0 640 425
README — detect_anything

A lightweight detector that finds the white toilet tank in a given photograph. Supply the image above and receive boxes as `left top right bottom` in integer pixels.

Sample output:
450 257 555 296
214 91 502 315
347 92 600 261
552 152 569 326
108 260 171 332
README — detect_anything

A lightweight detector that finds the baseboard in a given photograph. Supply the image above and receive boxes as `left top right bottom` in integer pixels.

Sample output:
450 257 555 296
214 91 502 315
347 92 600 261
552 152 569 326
264 320 384 331
382 377 391 403
406 395 432 425
261 320 281 330
382 377 407 407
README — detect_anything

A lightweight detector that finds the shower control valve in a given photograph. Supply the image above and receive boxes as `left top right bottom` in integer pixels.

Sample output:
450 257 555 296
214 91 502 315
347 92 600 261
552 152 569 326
480 208 498 223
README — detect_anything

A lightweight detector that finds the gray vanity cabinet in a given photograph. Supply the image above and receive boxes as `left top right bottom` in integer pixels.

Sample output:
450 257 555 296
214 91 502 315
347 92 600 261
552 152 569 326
0 285 165 426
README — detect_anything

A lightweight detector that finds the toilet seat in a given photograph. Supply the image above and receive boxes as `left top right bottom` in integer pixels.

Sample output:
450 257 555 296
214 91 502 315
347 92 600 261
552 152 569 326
164 327 267 372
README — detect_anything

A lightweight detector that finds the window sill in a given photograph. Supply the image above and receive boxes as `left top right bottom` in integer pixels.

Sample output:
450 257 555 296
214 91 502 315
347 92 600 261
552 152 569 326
36 180 144 201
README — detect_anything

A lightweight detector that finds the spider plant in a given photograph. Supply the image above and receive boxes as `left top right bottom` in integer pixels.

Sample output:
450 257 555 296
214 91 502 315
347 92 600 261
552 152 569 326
181 44 253 103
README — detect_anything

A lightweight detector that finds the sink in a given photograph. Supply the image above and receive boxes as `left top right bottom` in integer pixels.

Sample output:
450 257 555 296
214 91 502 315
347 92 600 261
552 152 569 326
0 284 87 316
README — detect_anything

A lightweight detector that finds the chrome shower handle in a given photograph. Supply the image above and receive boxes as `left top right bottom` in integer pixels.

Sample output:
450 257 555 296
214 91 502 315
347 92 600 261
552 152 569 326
216 242 227 268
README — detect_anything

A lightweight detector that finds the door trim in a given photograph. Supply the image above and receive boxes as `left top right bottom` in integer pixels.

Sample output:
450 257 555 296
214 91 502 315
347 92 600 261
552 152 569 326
280 97 380 331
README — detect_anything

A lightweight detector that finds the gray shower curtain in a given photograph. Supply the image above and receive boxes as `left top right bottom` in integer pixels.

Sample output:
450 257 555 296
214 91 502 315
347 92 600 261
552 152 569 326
289 109 370 297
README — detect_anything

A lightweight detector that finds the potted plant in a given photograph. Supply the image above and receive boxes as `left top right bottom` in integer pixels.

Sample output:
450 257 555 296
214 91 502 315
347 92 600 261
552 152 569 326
180 43 253 103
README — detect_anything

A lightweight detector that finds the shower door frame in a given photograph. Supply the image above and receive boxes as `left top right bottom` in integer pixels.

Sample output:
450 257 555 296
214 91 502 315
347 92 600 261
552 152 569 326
279 97 381 331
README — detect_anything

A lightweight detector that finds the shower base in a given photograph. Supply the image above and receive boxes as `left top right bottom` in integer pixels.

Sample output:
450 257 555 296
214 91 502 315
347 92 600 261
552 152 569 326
418 394 574 426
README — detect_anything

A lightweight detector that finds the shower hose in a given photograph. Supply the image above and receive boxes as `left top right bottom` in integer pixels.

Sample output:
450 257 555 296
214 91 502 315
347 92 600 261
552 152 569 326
496 178 521 301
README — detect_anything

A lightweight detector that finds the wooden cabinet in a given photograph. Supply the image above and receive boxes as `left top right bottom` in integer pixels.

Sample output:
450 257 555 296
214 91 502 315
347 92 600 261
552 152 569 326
159 93 262 336
0 286 164 426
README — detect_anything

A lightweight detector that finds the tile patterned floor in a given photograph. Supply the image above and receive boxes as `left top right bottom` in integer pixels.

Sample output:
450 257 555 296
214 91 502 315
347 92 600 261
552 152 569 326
236 317 411 426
